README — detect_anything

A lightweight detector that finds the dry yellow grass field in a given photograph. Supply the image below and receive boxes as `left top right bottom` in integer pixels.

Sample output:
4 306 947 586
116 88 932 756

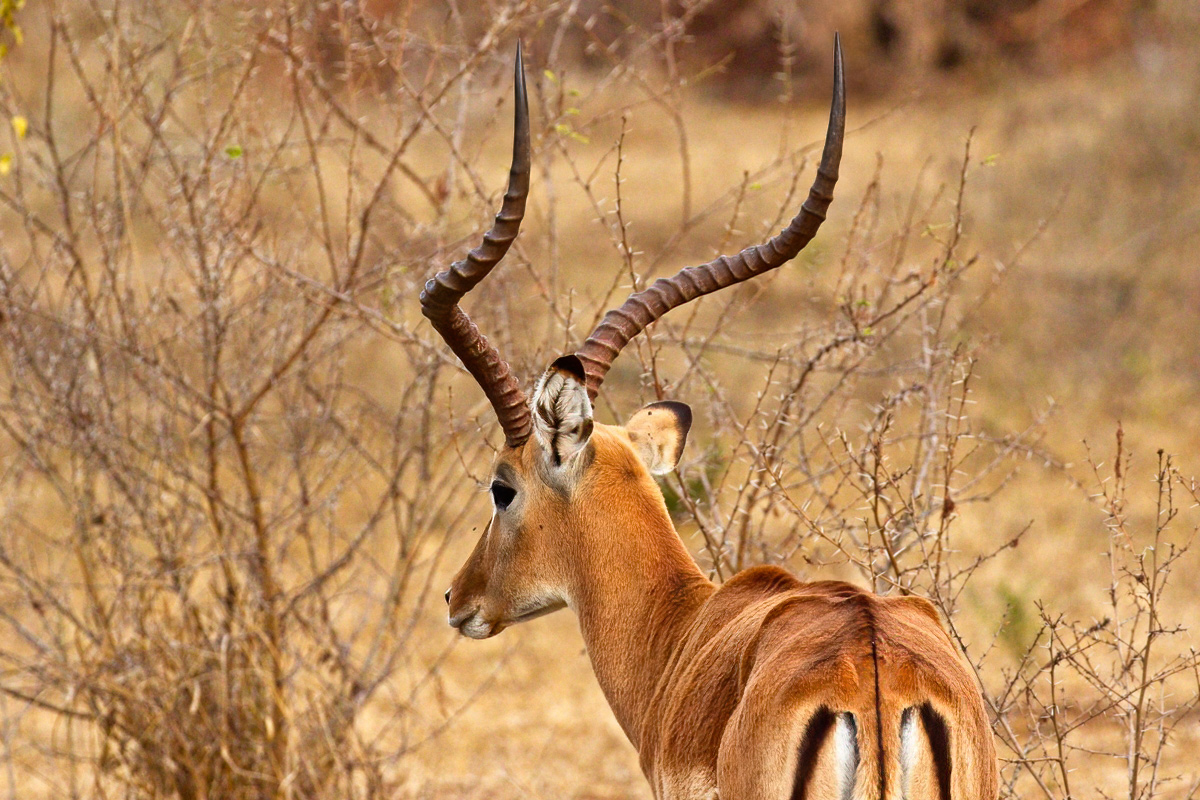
1 2 1198 799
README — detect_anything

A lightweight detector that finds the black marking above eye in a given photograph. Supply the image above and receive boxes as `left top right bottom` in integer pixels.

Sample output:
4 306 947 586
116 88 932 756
491 481 517 510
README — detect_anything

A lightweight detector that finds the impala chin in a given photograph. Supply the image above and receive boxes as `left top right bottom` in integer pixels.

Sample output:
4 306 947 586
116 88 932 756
450 597 566 638
449 610 499 640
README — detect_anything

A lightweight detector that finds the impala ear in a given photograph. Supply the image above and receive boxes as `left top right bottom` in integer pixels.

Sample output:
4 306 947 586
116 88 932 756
625 401 691 475
532 355 594 467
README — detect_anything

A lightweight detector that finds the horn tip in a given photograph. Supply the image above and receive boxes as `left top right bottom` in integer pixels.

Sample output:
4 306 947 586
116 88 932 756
830 33 846 126
513 42 529 130
833 32 844 90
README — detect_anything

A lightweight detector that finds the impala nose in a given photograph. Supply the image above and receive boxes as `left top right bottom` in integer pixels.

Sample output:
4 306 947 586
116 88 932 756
444 588 451 605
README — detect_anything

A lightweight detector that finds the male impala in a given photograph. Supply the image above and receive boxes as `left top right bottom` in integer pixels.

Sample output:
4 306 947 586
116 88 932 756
423 40 999 800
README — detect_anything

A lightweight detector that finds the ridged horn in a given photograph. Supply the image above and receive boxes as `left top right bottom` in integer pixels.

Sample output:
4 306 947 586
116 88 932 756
421 44 533 447
576 34 846 399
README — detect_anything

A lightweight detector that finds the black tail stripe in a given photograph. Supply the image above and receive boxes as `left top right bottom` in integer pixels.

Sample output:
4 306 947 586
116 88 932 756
791 707 836 800
920 703 953 800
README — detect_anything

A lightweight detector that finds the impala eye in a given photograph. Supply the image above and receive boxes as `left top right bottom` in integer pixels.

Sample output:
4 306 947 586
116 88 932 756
490 481 517 510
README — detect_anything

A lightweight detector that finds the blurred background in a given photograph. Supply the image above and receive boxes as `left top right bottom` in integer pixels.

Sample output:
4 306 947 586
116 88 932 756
0 1 1197 798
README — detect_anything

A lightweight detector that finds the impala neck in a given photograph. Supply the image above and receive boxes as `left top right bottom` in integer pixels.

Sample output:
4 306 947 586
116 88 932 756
568 486 714 749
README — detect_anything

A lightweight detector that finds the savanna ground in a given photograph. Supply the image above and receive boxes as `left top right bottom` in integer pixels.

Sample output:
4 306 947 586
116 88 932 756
0 1 1198 798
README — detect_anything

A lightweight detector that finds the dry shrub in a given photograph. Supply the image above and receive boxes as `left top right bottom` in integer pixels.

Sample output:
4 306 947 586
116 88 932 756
0 2 507 797
990 439 1200 798
0 2 1195 799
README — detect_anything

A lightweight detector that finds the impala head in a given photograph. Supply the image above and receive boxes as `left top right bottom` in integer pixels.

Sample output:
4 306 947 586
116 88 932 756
423 40 845 639
443 354 694 638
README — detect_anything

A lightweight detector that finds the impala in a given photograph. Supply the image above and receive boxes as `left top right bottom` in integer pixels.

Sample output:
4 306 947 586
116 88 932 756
423 40 999 800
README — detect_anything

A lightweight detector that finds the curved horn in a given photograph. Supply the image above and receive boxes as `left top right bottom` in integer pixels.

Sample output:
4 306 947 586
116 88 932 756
421 45 533 447
576 34 846 399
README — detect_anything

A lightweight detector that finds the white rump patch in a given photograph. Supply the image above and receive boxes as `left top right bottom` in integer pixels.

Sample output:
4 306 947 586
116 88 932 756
899 706 918 796
834 712 858 800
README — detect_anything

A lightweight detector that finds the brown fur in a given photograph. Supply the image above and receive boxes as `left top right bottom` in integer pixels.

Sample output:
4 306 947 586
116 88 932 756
448 419 999 800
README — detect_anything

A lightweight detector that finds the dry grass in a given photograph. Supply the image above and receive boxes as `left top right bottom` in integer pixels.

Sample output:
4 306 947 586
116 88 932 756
0 2 1198 799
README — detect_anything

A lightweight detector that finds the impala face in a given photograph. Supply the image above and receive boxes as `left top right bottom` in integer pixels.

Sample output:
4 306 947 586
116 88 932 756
445 356 691 639
445 439 572 640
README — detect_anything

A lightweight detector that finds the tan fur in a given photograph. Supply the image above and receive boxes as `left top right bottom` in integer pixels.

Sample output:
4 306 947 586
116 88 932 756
447 411 999 800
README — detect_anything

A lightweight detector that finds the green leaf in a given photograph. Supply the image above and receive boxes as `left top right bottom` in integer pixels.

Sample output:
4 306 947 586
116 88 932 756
224 145 243 159
554 123 589 143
